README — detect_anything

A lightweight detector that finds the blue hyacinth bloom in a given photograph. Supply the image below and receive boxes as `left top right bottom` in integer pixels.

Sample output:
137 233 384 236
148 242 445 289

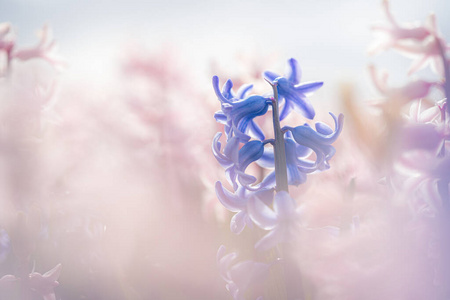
213 76 270 142
256 135 318 188
283 113 344 170
264 58 323 120
212 133 265 190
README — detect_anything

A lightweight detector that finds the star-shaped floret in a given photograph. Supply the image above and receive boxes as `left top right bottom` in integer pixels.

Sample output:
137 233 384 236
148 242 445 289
263 58 323 120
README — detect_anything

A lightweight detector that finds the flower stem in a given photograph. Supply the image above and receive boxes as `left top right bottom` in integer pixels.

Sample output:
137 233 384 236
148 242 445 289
266 80 289 193
261 79 290 300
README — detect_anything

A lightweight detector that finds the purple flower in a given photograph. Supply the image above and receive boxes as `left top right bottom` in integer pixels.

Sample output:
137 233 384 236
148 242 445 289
28 264 62 300
213 76 269 142
215 181 274 234
212 133 265 190
283 113 344 171
12 24 66 70
264 58 323 120
0 264 62 300
257 136 319 188
369 65 439 106
368 0 432 55
217 245 270 300
247 191 303 251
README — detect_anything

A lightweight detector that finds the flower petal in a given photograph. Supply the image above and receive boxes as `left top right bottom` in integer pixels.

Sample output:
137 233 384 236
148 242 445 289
229 260 270 292
43 264 62 282
279 98 294 121
263 71 280 83
236 84 253 99
315 122 333 135
248 120 265 141
222 79 234 99
215 181 245 212
237 171 257 187
295 81 323 94
286 58 301 84
273 191 297 219
212 133 233 168
287 164 306 186
255 228 283 251
212 76 232 104
224 137 240 163
238 140 264 171
231 210 248 234
247 196 277 230
214 111 227 124
290 92 315 120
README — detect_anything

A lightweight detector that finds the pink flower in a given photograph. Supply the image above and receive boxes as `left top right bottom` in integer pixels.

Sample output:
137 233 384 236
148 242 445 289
217 245 269 300
368 65 438 106
28 264 62 300
394 33 449 76
368 0 432 55
12 24 66 70
0 264 61 300
0 22 14 54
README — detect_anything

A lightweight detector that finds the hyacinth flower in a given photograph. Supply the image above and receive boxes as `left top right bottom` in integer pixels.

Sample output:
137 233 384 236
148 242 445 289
212 58 343 299
368 0 433 55
0 23 65 76
282 112 344 171
396 101 448 158
12 24 66 70
367 2 450 295
393 13 449 77
263 58 323 120
0 264 62 300
395 33 449 77
256 137 312 188
213 78 257 139
0 22 14 73
247 191 304 251
217 245 270 300
212 133 267 190
407 99 441 123
368 65 440 107
215 181 274 234
371 1 450 77
213 76 270 142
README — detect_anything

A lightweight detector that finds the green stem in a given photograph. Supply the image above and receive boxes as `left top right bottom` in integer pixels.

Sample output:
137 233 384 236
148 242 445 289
267 80 289 193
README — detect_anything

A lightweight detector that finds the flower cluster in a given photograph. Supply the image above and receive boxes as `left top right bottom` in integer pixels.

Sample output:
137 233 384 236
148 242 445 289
0 23 65 75
212 58 343 299
337 0 450 297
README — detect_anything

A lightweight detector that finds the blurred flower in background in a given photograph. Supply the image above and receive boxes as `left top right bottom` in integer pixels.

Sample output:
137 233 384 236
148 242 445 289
0 0 450 299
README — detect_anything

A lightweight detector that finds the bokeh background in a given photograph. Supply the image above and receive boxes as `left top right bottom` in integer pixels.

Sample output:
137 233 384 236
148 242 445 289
1 0 450 299
3 0 450 94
